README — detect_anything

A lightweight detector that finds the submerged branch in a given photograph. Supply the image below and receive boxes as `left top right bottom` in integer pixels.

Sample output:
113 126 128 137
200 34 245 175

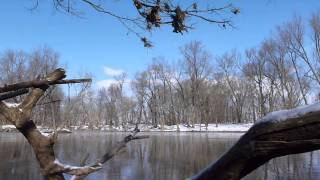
70 127 149 180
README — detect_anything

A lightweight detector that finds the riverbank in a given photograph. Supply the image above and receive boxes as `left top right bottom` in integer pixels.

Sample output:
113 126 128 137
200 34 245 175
131 123 253 132
0 123 253 133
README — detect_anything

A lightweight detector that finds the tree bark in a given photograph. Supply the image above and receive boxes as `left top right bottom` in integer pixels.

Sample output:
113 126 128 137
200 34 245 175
0 68 67 179
0 88 29 101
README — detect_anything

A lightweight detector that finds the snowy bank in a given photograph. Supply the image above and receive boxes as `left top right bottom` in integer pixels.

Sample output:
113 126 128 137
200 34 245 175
0 125 16 132
1 123 253 133
138 123 253 132
92 123 253 132
0 125 72 133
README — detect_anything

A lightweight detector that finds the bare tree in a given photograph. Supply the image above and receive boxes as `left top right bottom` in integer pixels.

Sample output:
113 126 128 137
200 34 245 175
180 41 212 127
244 48 268 117
218 51 249 123
132 71 149 125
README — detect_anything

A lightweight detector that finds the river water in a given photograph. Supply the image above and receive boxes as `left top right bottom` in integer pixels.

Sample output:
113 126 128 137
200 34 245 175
0 132 319 180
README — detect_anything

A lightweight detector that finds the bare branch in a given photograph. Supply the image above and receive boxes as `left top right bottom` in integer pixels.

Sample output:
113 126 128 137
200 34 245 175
29 0 239 47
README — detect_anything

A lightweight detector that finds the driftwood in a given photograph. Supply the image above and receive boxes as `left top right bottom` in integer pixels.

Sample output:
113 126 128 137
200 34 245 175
190 104 320 180
0 68 148 180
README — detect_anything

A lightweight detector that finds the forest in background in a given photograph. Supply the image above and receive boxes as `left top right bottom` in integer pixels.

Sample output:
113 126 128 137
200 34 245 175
1 13 320 130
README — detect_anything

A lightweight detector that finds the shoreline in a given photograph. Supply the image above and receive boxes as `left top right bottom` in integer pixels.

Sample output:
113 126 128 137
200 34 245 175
0 123 253 133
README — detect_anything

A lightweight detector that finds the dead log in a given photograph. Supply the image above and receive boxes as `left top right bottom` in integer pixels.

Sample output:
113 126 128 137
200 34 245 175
0 68 147 180
0 78 91 101
190 103 320 180
0 78 92 93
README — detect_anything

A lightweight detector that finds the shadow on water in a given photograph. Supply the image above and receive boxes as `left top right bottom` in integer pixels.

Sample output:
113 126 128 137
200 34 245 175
0 132 320 180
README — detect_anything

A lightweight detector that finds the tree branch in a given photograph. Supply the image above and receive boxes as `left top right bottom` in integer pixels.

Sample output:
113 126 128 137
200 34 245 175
0 78 92 94
30 0 239 47
0 88 29 101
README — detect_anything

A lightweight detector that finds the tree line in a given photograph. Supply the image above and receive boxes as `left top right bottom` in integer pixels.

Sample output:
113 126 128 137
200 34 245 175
1 13 320 129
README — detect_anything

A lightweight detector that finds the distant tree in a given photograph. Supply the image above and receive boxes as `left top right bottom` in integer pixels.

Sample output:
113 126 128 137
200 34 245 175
218 50 249 123
180 41 212 127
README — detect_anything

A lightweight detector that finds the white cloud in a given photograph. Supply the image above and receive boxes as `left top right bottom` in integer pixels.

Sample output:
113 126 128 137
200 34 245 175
103 66 124 76
95 78 133 96
96 79 117 89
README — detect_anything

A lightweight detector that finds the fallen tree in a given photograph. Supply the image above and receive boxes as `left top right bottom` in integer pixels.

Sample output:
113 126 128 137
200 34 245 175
0 68 148 180
0 78 92 93
0 77 92 101
190 103 320 180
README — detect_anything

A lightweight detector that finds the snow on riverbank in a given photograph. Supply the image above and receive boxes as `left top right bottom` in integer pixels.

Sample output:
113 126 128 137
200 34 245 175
87 123 253 132
0 123 253 133
0 125 72 133
1 125 16 132
138 123 253 132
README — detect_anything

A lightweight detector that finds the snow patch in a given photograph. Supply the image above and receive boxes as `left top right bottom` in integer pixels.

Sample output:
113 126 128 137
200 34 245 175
57 128 72 133
99 123 253 132
146 123 252 132
256 102 320 124
40 131 51 137
1 123 253 132
1 125 16 129
2 101 20 108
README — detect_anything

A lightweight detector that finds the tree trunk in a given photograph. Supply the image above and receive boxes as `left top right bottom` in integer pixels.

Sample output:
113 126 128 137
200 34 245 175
190 104 320 180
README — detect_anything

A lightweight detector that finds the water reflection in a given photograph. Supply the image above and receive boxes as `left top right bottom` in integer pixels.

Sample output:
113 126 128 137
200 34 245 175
0 132 319 180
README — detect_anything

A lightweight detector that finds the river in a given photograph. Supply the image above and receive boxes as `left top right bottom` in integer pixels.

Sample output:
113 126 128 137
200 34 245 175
0 132 319 180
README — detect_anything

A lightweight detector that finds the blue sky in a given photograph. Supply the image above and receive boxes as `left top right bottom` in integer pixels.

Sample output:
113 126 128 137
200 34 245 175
0 0 320 91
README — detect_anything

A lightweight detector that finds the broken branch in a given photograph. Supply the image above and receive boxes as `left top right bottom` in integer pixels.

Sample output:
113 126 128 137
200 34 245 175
0 78 92 94
0 88 29 101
